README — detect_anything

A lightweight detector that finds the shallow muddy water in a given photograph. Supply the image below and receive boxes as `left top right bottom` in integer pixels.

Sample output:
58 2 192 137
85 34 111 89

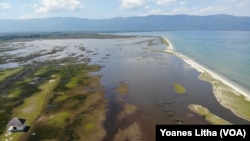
85 37 250 140
1 36 249 141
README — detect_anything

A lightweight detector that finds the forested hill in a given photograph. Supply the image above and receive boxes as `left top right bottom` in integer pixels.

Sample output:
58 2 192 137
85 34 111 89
1 14 250 33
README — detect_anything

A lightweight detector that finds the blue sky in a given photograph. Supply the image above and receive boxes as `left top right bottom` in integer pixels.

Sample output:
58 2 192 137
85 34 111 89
0 0 250 19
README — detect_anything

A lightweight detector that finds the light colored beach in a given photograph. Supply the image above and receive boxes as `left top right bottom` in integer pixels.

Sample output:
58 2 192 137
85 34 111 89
162 37 250 121
162 36 250 101
163 37 173 51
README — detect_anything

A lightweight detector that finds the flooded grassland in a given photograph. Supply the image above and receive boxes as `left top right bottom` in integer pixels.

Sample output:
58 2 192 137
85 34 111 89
0 35 250 141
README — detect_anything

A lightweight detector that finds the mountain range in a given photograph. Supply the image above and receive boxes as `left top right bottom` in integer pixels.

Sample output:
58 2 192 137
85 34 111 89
1 14 250 33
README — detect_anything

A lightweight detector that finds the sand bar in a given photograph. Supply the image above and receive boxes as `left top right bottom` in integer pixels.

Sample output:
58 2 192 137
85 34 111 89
162 37 250 101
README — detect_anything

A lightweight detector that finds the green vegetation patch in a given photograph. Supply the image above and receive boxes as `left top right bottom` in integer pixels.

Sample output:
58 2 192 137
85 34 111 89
172 82 186 94
63 92 107 141
0 66 42 135
55 64 101 91
188 104 232 125
65 77 79 89
47 111 70 126
200 72 250 121
0 56 105 141
26 125 64 141
27 64 104 141
13 75 60 125
0 67 23 83
54 93 69 103
7 88 22 98
85 122 95 130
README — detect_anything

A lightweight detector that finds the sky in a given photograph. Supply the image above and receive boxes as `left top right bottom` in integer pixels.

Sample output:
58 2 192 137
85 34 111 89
0 0 250 19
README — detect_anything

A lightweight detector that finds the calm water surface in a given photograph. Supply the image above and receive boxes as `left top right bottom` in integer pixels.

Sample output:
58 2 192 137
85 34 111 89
1 36 250 141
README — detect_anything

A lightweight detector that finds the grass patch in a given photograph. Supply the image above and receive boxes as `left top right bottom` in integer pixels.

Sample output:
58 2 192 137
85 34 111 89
71 94 106 141
0 75 60 141
172 82 186 94
188 104 232 125
47 111 70 126
12 75 60 124
0 60 104 141
27 125 64 141
65 77 79 89
200 72 250 121
33 67 50 76
54 93 69 103
0 66 42 135
85 122 95 130
0 67 23 83
7 88 22 98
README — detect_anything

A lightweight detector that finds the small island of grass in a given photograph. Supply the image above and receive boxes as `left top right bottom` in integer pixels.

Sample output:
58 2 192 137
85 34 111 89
172 82 186 94
188 104 232 125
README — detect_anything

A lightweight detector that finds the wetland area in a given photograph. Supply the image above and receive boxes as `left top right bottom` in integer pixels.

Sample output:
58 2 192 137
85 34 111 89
0 33 250 141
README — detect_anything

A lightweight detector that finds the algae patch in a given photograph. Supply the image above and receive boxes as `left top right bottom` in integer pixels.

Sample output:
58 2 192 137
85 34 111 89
115 81 129 95
172 82 186 94
188 104 231 125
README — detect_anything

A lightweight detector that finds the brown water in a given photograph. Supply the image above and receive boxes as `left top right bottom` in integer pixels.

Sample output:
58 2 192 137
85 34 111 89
2 37 249 141
86 36 250 141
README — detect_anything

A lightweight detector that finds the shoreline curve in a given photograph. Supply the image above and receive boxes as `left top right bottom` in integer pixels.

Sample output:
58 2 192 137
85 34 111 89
162 36 250 101
161 36 250 121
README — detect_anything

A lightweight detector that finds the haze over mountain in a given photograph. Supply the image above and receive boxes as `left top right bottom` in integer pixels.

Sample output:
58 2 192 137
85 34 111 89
1 14 250 33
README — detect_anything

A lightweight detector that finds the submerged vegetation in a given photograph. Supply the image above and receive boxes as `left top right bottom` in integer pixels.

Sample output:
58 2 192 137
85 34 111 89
115 81 129 95
1 34 250 141
172 82 186 94
0 32 133 43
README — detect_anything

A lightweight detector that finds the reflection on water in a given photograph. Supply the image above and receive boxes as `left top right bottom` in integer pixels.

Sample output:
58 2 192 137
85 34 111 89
1 36 250 141
88 37 250 140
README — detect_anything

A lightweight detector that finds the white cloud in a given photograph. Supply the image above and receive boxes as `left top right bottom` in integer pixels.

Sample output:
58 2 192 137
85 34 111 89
140 9 167 16
149 9 165 15
156 0 176 6
21 0 83 19
172 7 187 13
37 0 82 13
121 0 147 9
0 3 11 9
199 6 215 13
199 6 229 14
23 3 38 9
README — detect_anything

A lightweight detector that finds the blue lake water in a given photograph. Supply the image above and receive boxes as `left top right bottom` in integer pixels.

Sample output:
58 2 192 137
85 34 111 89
117 31 250 96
